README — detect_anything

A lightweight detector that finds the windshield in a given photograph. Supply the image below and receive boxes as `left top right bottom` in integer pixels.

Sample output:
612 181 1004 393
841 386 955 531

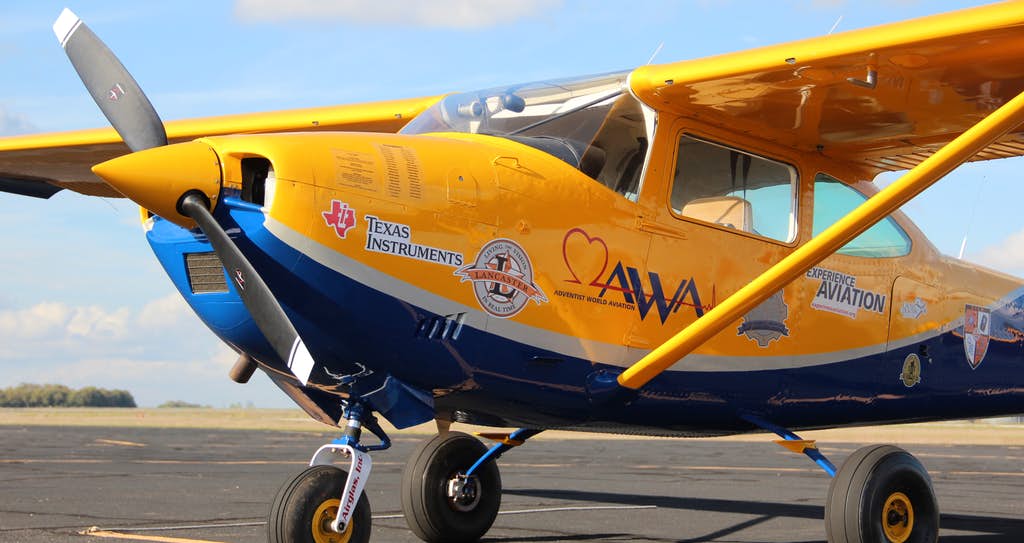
402 71 652 199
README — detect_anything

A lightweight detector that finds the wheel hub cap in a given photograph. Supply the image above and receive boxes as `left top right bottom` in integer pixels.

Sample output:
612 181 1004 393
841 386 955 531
446 473 482 512
882 491 915 543
311 498 352 543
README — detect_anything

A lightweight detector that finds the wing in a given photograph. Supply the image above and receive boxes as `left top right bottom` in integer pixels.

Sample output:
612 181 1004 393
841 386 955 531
630 2 1024 175
0 95 441 198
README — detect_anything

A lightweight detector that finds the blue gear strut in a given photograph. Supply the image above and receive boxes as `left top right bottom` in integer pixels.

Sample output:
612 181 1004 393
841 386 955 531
741 414 836 477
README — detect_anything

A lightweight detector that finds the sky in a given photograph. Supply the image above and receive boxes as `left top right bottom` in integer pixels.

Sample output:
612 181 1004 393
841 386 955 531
1 0 1021 408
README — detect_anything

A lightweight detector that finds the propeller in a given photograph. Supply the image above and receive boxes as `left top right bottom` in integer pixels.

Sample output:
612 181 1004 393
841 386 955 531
56 8 316 384
53 8 167 152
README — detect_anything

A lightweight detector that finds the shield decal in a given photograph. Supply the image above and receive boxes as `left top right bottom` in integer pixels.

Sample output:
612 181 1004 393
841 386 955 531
963 304 991 370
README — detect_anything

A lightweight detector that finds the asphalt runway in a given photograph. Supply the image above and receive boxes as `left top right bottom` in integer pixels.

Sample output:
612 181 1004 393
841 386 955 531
2 425 1023 542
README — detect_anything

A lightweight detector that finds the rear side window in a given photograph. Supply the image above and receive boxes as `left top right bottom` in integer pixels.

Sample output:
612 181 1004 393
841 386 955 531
671 135 797 243
813 173 910 258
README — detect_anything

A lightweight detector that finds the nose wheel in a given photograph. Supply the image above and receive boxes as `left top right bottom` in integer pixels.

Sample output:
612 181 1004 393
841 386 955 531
825 445 938 543
268 465 371 543
401 431 502 543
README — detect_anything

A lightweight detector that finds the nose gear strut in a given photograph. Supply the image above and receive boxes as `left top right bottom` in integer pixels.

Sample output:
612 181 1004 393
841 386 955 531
308 401 391 534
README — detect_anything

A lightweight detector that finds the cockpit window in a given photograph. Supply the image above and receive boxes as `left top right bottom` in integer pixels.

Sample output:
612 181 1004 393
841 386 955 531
402 71 651 200
813 173 911 258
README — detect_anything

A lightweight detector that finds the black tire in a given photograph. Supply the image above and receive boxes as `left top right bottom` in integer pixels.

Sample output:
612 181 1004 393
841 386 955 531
268 465 371 543
401 431 501 543
825 445 938 543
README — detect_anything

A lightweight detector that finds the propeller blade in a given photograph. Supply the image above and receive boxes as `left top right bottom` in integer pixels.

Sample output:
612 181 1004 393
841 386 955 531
53 8 167 152
60 8 315 385
178 192 315 385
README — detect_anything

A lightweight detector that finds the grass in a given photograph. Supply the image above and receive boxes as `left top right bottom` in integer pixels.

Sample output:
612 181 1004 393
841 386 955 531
2 408 1024 445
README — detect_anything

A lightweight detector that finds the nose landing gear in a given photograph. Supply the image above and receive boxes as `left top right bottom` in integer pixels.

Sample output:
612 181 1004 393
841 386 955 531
268 401 389 543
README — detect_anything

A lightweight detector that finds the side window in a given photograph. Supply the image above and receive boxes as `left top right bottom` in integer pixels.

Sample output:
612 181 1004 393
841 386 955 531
671 135 797 242
813 173 911 258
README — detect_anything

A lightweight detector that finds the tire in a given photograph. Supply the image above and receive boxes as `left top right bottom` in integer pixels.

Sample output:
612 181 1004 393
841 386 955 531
825 445 938 543
268 465 371 543
401 431 501 543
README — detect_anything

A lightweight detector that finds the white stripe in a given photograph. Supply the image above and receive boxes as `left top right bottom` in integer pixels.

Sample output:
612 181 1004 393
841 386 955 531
264 217 980 373
287 338 315 385
53 8 82 48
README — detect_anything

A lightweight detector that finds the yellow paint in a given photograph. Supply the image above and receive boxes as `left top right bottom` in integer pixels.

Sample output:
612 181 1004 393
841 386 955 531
477 433 526 447
91 141 222 229
4 3 1024 405
311 498 352 543
882 492 914 543
617 85 1024 390
774 440 817 454
630 2 1024 173
83 530 226 543
0 95 442 196
93 439 146 448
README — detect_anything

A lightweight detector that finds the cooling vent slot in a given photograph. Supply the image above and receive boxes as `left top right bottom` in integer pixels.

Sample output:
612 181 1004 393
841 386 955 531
416 313 466 341
185 252 229 294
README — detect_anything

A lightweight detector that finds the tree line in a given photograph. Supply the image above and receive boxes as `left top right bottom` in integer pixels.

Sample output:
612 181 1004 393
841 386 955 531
0 383 136 407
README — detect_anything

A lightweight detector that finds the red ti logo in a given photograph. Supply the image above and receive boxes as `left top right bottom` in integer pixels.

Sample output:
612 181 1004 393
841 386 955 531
108 83 126 101
322 200 357 239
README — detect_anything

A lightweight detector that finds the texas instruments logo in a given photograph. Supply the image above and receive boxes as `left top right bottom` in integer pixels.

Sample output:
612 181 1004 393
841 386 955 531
456 239 547 318
108 83 126 101
322 200 357 239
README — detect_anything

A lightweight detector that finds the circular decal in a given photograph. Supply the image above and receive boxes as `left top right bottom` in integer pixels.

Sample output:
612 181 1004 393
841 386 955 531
455 239 547 318
900 353 921 388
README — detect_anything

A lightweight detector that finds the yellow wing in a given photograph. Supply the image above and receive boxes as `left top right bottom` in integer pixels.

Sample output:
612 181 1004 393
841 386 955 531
630 2 1024 175
0 95 441 198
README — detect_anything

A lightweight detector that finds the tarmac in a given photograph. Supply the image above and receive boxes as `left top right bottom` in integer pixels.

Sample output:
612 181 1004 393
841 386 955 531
2 424 1023 542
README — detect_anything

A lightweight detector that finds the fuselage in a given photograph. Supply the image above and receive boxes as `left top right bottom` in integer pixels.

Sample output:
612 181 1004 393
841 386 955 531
144 74 1024 436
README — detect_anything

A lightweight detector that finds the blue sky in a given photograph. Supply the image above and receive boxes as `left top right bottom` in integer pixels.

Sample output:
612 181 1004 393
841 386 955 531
0 0 1019 407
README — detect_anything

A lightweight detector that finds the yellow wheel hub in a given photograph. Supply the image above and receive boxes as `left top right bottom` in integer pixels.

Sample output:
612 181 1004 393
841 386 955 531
311 498 353 543
882 491 915 543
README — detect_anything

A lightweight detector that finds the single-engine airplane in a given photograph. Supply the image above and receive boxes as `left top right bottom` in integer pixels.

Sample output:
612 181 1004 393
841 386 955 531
4 3 1024 542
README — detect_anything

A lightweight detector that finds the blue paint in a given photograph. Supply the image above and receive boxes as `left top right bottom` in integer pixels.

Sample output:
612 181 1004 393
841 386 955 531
466 428 544 476
740 414 837 477
144 200 1024 435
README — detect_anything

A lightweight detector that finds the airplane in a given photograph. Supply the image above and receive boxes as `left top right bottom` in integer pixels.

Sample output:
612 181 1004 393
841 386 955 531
3 3 1024 543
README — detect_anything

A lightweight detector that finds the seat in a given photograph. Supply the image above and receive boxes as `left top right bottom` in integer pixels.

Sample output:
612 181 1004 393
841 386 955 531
680 196 754 232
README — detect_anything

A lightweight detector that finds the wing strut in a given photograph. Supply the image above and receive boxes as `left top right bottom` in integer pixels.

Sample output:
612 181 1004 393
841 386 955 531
617 87 1024 391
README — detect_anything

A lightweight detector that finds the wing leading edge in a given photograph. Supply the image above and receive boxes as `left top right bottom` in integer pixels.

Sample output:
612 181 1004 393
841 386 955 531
629 2 1024 175
0 96 442 198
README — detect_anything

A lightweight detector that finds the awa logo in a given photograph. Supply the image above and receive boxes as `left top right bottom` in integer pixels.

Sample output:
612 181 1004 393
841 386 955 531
456 239 547 318
557 228 710 324
322 200 357 239
963 304 991 369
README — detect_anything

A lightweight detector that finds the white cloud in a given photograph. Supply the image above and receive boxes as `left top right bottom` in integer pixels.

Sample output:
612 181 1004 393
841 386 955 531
0 295 292 407
0 302 130 342
0 105 36 136
137 293 193 329
234 0 561 29
970 228 1024 278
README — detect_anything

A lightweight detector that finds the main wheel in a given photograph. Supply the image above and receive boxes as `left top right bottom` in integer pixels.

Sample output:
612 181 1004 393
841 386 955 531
825 445 938 543
268 465 372 543
401 431 501 542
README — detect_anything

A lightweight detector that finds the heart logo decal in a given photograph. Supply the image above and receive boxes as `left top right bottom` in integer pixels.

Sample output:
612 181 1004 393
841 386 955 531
562 228 609 287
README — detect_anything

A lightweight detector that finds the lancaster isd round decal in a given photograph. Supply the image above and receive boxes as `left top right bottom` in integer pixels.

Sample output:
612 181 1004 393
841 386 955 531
456 239 548 318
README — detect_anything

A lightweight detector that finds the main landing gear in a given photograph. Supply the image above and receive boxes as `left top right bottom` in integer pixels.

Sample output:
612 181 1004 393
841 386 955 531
825 445 938 543
744 415 939 543
401 428 542 542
